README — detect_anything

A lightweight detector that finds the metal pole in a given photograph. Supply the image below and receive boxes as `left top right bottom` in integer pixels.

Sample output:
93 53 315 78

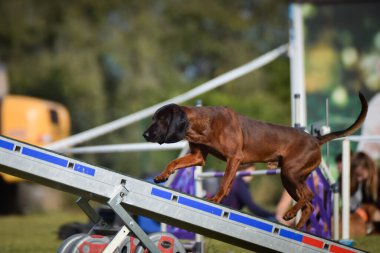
342 139 351 240
326 98 330 167
289 2 306 224
194 166 204 253
333 190 340 240
289 3 307 128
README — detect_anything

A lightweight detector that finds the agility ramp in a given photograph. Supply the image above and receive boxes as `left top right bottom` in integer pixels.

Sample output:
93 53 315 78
0 135 366 253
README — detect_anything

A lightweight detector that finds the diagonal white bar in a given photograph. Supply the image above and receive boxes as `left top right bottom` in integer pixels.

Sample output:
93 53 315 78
61 141 188 154
46 44 288 151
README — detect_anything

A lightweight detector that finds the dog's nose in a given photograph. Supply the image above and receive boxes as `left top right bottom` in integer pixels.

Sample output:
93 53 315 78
143 131 150 140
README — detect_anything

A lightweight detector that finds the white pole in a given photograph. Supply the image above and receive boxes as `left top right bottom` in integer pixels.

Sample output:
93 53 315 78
289 3 306 128
194 166 204 253
289 2 306 225
61 141 188 154
342 139 351 240
333 190 340 240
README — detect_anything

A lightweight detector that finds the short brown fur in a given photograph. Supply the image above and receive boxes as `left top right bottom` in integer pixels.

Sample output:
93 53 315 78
143 93 367 228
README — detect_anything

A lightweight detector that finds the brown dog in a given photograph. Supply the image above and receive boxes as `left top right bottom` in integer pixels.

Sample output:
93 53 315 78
143 93 367 228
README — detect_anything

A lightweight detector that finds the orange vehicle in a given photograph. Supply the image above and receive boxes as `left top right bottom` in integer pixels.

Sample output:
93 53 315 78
0 95 71 183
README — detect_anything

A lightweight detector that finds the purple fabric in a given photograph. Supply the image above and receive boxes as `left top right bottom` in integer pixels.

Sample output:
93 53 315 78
266 170 279 175
167 165 332 239
169 166 195 195
220 176 275 219
302 167 332 239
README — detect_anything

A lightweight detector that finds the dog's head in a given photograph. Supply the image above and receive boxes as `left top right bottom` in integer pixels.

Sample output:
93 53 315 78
143 104 189 144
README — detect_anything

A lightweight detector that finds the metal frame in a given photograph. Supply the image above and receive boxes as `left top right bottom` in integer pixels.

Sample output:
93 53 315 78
107 184 160 253
0 135 366 253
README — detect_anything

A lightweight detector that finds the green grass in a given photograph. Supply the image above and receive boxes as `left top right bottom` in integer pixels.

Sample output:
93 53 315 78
0 211 87 253
0 212 378 253
206 236 378 253
354 235 380 253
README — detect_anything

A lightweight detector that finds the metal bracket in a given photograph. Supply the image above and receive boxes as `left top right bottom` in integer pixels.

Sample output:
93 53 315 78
76 197 102 224
107 184 160 253
77 197 133 252
77 197 119 235
330 182 340 193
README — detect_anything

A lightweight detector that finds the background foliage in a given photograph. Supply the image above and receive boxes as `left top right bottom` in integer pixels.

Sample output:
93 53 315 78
0 0 291 178
303 2 380 172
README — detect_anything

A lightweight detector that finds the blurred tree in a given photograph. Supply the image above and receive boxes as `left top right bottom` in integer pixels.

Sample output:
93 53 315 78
303 2 380 171
0 0 290 177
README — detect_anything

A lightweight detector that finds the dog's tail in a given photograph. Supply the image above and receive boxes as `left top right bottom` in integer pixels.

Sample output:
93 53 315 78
317 92 368 145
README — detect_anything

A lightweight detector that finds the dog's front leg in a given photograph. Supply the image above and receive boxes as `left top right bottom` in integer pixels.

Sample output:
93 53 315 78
154 145 207 183
209 157 241 203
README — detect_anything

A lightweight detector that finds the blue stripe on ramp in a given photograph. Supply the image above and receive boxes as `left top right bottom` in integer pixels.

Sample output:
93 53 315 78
151 187 172 200
178 196 223 216
22 147 68 167
229 212 273 232
279 229 303 242
0 139 14 151
74 164 96 176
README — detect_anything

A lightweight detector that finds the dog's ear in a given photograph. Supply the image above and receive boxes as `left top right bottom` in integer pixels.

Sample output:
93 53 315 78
165 105 188 143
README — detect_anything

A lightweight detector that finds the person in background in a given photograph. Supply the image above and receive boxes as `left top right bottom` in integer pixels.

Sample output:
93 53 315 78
357 93 380 161
275 190 295 226
349 151 380 236
350 152 378 211
220 164 276 221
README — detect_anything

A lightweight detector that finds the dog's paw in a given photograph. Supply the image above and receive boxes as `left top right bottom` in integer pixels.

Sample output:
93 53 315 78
283 212 295 221
154 175 169 183
207 196 222 203
206 196 217 203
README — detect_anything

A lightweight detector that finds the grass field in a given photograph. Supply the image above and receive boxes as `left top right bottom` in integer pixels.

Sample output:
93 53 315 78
0 211 87 253
0 211 378 253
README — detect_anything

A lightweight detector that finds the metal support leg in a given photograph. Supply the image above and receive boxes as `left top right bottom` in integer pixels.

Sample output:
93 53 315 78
76 197 102 224
108 184 160 253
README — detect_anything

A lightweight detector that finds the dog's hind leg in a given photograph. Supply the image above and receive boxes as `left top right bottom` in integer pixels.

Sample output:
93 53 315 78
281 158 318 228
299 199 314 229
281 176 315 228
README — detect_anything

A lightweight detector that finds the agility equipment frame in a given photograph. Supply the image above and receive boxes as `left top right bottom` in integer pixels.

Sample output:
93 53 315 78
0 135 366 253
